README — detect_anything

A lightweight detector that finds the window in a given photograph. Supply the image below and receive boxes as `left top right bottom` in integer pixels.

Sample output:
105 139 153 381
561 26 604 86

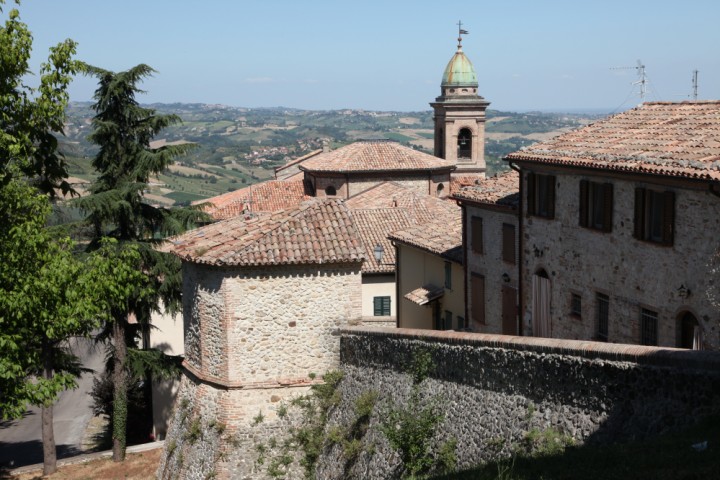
444 261 452 289
570 293 582 318
640 308 658 346
457 316 465 330
634 188 674 245
502 223 516 264
436 183 445 197
373 296 390 316
596 293 609 341
444 310 453 330
457 128 472 159
325 185 337 196
527 173 556 219
579 181 613 232
471 273 485 325
471 216 483 254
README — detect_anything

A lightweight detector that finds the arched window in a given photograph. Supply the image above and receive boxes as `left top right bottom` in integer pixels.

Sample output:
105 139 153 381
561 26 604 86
458 128 472 159
325 185 337 196
436 183 445 197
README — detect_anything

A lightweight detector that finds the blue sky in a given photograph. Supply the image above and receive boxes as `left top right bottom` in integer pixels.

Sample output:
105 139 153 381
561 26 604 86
15 0 720 113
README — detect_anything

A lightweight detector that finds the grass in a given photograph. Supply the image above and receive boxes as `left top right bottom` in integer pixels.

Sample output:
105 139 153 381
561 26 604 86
384 132 415 143
432 415 720 480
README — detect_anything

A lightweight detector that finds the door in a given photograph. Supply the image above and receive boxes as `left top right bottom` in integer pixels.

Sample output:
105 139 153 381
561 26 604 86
501 285 518 335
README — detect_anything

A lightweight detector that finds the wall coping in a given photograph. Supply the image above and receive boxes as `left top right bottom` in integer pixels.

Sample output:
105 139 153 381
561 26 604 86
340 327 720 371
182 361 320 390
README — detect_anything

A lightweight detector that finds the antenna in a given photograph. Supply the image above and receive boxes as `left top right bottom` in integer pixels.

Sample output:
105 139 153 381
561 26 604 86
611 59 648 101
692 69 699 100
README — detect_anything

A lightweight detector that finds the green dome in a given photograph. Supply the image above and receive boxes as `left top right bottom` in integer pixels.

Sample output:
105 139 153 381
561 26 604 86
441 49 478 87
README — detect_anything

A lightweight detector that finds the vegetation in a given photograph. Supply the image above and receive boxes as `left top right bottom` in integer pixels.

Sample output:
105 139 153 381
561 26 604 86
75 64 208 461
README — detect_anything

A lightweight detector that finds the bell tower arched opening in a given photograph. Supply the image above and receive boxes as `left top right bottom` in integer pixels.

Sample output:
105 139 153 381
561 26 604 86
458 128 472 160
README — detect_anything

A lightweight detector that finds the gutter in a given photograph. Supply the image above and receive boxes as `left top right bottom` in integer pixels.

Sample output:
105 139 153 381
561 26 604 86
509 160 523 336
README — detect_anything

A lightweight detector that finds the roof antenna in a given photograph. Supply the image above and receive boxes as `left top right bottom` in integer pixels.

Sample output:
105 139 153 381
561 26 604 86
692 69 699 100
611 59 647 101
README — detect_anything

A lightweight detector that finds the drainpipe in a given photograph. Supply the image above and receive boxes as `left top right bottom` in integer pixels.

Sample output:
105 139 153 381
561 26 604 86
509 161 523 336
393 240 400 328
461 204 469 328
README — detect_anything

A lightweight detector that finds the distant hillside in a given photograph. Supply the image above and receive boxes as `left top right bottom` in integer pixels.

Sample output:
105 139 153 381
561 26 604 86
62 103 603 206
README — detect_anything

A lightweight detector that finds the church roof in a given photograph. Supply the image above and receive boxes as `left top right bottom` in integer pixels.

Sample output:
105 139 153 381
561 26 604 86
441 47 478 87
165 198 364 267
507 101 720 181
299 140 455 174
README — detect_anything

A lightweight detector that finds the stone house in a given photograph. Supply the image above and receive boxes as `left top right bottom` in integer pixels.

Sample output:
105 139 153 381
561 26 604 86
453 170 520 334
505 101 720 350
389 203 464 330
159 198 364 478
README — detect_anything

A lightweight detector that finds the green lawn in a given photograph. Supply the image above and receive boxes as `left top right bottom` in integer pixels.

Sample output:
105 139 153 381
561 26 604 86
432 416 720 480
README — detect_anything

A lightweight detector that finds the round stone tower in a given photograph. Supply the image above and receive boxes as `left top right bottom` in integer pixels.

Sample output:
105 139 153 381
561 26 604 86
430 27 490 176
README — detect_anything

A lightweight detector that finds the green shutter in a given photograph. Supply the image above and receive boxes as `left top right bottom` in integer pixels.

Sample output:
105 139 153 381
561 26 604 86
579 180 589 227
602 183 614 232
634 188 645 239
662 191 675 245
526 172 536 216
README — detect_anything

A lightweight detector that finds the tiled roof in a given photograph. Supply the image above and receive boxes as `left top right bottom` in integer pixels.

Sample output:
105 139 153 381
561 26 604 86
195 180 311 220
346 181 460 224
452 170 520 208
506 101 720 181
450 174 485 195
299 140 455 173
388 206 463 264
274 149 323 179
404 284 445 306
165 198 364 267
351 208 413 274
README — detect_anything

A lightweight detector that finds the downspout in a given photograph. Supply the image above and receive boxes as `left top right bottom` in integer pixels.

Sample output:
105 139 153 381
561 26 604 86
461 203 469 328
509 161 523 336
393 240 400 328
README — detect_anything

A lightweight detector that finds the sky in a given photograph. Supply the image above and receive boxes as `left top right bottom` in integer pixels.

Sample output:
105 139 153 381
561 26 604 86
14 0 720 113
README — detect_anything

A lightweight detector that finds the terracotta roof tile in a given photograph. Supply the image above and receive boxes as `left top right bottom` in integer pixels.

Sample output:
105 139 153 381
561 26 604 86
351 208 413 273
195 180 311 220
450 174 486 195
299 140 455 173
388 206 463 263
506 101 720 181
404 284 445 305
165 198 364 267
452 170 520 208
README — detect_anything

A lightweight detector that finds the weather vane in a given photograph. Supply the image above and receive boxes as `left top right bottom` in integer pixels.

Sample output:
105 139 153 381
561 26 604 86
457 20 469 49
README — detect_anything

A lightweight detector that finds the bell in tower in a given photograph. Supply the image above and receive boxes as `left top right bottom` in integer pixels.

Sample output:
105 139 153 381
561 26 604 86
430 22 490 176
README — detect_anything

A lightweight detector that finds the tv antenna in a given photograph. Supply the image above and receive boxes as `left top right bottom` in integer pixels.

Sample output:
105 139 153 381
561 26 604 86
691 69 699 100
611 59 647 100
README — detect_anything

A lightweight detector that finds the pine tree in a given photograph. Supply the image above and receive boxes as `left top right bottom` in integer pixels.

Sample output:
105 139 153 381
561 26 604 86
75 64 208 461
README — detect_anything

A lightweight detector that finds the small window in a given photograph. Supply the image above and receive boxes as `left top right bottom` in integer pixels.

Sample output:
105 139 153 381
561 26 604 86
443 310 453 330
325 185 337 196
456 316 465 330
634 188 674 245
640 308 658 346
444 261 452 289
436 183 445 196
596 293 609 341
502 223 516 264
579 180 613 232
527 173 556 219
471 216 483 254
373 296 391 316
570 293 582 318
471 273 485 325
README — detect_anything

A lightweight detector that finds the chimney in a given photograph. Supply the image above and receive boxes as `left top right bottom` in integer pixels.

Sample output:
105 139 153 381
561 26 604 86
322 139 330 153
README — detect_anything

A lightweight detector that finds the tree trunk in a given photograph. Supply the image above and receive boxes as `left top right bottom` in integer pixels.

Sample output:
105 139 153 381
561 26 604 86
112 319 128 462
42 342 57 476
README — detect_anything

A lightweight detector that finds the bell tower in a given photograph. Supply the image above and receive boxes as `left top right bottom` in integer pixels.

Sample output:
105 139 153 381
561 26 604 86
430 23 490 176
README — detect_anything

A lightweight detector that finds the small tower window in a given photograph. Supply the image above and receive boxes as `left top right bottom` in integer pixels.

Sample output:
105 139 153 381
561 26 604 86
325 185 337 196
436 183 445 196
458 128 472 159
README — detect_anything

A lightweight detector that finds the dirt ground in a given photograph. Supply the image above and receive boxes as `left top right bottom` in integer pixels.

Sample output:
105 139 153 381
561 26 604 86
10 448 161 480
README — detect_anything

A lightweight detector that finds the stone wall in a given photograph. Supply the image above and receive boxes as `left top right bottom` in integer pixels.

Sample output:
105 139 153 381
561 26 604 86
347 174 436 198
314 327 720 478
520 170 720 349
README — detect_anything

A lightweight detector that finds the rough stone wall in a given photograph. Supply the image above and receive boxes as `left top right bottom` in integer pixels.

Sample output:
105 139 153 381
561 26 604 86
347 174 436 198
521 170 720 350
313 327 720 478
465 204 519 333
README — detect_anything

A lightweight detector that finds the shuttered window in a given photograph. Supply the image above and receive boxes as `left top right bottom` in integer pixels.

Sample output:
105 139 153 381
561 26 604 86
634 188 674 245
527 172 556 219
444 310 453 330
579 180 613 232
596 293 609 341
471 216 483 254
444 261 452 289
373 296 391 316
502 223 516 264
640 308 658 346
471 273 485 325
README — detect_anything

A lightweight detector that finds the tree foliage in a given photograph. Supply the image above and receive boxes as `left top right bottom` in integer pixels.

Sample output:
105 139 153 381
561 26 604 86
75 64 208 461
